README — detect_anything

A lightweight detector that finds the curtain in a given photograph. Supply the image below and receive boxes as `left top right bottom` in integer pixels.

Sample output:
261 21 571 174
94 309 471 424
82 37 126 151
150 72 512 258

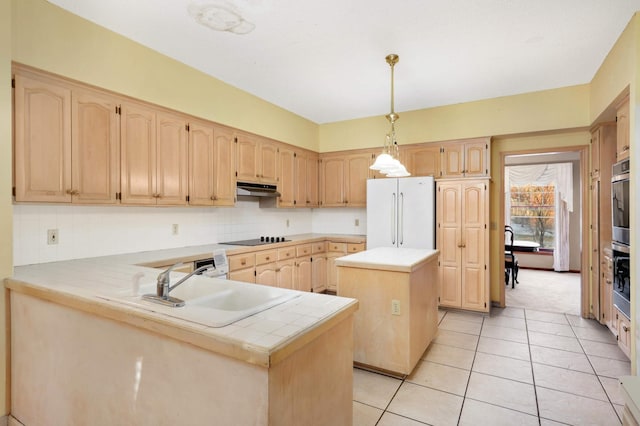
553 163 573 271
505 163 573 271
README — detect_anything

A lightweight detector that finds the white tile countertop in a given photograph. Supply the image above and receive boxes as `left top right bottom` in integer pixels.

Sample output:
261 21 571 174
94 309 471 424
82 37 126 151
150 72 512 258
335 247 439 272
7 234 363 368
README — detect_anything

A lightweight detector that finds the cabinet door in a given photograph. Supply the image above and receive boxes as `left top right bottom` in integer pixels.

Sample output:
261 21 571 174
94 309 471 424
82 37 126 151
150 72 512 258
320 157 344 206
14 74 72 202
256 263 277 286
603 249 614 330
406 145 441 177
464 141 488 176
437 181 462 307
212 125 236 206
306 154 319 207
616 309 631 358
616 98 630 161
326 254 340 292
71 90 119 204
294 151 307 207
277 259 295 289
296 256 312 292
278 146 296 207
259 140 279 184
156 113 189 205
312 255 327 293
188 122 215 206
591 128 601 178
229 267 256 283
591 179 601 320
441 144 464 178
120 103 157 204
460 181 487 311
236 133 258 182
344 153 370 206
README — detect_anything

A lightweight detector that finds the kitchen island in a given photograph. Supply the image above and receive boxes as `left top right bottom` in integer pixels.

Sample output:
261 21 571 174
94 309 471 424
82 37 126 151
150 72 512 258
336 247 439 375
7 247 358 425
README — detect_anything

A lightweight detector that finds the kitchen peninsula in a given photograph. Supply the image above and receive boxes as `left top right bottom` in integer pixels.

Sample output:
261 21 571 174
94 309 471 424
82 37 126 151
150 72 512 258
336 247 439 375
6 237 359 425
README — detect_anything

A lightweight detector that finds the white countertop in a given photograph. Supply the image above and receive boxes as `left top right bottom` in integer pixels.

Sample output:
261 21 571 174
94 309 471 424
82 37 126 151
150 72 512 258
334 247 439 272
8 234 363 367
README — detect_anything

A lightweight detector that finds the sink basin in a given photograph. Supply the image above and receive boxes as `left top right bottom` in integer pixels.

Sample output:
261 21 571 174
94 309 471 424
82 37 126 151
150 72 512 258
108 275 299 328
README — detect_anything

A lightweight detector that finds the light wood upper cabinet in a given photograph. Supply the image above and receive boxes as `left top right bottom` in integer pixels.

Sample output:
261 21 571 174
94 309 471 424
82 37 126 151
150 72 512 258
212 125 236 206
437 179 489 312
14 73 72 203
71 90 120 204
259 140 278 184
320 157 345 207
278 146 296 207
441 139 489 178
616 97 630 161
306 153 319 207
188 121 215 206
404 145 440 177
236 132 278 184
120 104 188 205
344 153 369 206
319 151 370 207
14 72 121 204
184 122 237 207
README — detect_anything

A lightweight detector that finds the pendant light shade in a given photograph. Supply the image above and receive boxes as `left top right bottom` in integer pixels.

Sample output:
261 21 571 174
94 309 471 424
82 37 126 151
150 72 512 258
370 54 410 177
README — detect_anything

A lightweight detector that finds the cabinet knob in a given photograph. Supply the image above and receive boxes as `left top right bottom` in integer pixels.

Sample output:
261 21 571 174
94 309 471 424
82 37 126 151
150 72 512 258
241 260 246 265
606 279 612 284
623 145 630 152
623 325 629 332
266 256 270 261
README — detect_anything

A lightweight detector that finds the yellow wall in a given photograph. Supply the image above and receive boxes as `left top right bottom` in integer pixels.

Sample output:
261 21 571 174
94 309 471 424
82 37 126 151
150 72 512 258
319 85 590 152
0 0 11 415
11 0 319 151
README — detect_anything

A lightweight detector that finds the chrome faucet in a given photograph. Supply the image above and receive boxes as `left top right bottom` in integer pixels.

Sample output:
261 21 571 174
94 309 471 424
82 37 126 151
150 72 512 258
142 262 211 307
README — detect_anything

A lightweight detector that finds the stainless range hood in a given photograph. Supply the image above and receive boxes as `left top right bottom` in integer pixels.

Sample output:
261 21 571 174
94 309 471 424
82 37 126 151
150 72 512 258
236 181 280 197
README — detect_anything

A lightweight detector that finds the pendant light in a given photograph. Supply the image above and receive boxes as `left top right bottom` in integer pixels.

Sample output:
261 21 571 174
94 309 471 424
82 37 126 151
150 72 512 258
370 54 410 177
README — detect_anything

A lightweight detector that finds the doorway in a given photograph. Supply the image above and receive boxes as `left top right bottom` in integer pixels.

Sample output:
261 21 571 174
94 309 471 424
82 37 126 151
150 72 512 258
499 146 590 317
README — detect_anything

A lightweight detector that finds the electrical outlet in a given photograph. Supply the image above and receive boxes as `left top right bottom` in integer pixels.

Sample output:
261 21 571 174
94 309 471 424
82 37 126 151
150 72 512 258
172 224 179 235
391 299 401 316
47 229 59 245
355 219 360 226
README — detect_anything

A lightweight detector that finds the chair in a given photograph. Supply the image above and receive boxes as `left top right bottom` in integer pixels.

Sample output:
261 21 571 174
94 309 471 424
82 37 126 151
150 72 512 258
505 226 519 288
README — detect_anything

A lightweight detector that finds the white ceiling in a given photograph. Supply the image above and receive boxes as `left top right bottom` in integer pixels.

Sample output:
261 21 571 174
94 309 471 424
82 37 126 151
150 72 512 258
46 0 640 124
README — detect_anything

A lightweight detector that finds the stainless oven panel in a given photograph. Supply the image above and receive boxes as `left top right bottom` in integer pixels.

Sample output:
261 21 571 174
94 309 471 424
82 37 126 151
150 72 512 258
611 159 630 246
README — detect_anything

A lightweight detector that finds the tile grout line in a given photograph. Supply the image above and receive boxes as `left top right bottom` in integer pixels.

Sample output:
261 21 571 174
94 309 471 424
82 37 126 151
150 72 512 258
455 313 485 425
522 309 543 426
567 312 624 424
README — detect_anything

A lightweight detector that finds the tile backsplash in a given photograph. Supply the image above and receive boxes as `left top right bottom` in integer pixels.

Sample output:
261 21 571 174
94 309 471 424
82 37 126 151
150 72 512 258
12 202 366 265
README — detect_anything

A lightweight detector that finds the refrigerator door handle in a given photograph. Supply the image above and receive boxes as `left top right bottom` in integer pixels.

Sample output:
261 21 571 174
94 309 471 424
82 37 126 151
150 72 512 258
391 192 396 245
399 192 404 245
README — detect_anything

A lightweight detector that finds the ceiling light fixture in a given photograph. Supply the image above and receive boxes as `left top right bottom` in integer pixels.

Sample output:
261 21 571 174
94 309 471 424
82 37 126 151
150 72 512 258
188 2 255 35
370 54 410 178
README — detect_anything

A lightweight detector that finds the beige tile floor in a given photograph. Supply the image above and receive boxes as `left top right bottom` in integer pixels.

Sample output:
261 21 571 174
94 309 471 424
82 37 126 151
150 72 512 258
353 307 629 425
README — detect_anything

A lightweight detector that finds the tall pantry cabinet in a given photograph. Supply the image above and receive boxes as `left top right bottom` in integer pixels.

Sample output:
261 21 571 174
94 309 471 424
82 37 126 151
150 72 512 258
436 179 490 312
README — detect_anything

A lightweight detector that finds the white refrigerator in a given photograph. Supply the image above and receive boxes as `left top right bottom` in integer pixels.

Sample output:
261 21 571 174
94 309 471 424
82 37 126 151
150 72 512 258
366 176 435 249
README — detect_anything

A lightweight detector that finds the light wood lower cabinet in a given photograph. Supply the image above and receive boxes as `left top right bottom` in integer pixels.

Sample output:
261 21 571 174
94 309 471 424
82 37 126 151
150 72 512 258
437 179 489 312
326 242 347 292
311 241 327 293
602 247 614 331
228 253 256 283
615 307 631 359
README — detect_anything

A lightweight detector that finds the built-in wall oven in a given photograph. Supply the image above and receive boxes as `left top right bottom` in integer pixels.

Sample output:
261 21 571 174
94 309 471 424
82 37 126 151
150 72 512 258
612 242 630 319
612 158 630 246
611 158 631 319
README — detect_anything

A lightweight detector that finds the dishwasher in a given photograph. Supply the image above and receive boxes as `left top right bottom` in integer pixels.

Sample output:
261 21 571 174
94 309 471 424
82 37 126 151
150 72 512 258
194 250 229 279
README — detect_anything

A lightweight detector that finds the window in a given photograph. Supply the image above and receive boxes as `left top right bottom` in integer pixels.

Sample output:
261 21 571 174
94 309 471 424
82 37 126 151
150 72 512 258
509 183 556 249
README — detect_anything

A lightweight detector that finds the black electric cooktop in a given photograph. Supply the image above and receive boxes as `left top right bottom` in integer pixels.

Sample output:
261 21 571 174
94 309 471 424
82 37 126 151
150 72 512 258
220 237 291 246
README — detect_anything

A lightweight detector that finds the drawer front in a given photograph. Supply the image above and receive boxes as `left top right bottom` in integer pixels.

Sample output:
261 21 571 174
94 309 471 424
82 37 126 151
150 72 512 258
278 247 296 260
296 244 312 257
347 243 365 253
256 249 278 265
312 241 326 254
229 253 255 270
327 242 346 253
